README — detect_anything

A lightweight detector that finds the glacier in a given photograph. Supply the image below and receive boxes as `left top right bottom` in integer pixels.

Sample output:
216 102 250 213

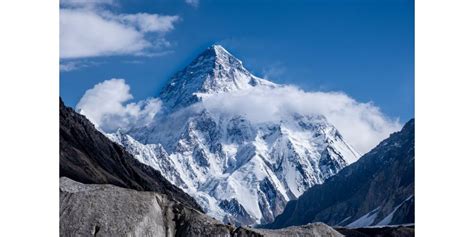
107 45 360 225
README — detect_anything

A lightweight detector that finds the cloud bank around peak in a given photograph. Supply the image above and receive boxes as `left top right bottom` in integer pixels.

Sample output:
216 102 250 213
77 78 401 154
76 79 161 132
198 86 401 154
60 0 180 59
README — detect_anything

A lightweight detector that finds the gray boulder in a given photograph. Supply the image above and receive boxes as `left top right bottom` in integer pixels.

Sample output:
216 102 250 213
60 177 343 237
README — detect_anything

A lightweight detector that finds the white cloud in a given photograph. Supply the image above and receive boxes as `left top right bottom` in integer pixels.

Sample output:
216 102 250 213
60 9 148 58
198 85 401 154
76 79 161 132
76 80 401 154
60 3 179 59
117 13 179 33
185 0 199 8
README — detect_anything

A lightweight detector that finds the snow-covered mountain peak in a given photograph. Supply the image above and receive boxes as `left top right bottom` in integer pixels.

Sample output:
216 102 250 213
209 44 243 65
159 45 276 111
185 44 243 71
111 45 361 225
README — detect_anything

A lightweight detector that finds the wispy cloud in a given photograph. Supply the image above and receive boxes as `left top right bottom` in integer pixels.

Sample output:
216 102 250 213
122 60 144 64
262 62 286 80
60 61 82 72
185 0 199 8
116 13 179 33
60 60 103 72
60 0 180 59
60 0 117 8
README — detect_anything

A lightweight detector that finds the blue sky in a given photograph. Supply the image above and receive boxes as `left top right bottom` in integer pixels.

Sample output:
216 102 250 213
60 0 414 123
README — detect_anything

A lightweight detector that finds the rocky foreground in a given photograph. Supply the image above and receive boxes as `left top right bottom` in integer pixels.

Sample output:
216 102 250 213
60 177 414 237
60 177 343 237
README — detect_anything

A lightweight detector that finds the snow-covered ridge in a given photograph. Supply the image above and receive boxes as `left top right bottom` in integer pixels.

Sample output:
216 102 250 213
110 45 360 225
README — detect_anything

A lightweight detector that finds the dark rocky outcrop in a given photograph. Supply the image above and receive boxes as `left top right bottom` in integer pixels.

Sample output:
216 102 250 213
265 119 414 229
60 98 202 212
335 226 414 237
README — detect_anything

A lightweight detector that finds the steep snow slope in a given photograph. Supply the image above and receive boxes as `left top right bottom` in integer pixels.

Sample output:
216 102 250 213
109 45 360 225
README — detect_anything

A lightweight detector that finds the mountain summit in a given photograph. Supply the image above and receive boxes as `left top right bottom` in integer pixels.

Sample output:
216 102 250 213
110 45 360 225
159 44 276 111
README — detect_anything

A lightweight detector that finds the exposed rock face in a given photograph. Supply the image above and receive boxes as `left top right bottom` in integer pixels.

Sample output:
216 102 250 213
60 98 202 212
265 119 414 229
60 177 344 237
60 177 173 237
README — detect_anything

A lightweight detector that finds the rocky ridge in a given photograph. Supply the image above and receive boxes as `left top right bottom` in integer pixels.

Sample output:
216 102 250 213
265 119 415 229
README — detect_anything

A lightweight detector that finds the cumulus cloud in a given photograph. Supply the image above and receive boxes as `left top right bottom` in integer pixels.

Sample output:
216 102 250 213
76 79 161 132
198 85 401 154
60 1 179 59
185 0 199 8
